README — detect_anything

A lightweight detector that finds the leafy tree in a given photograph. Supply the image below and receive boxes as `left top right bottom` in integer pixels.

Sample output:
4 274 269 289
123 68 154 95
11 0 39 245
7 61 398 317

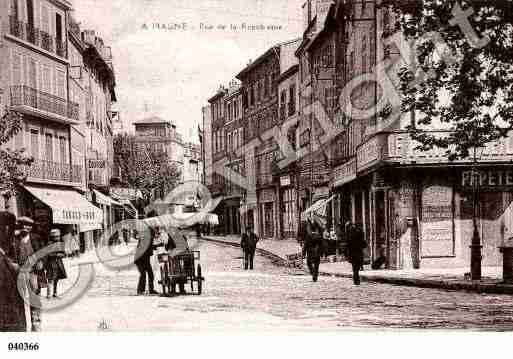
0 109 33 202
382 0 513 280
383 0 513 159
113 133 181 204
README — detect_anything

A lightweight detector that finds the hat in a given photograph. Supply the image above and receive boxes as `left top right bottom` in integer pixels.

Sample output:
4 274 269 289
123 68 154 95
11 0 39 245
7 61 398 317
17 216 34 226
50 229 61 237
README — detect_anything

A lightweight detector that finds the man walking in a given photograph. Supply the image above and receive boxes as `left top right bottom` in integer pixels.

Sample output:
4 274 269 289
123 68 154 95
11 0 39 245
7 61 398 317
241 228 258 270
240 229 249 270
302 218 324 282
346 223 367 285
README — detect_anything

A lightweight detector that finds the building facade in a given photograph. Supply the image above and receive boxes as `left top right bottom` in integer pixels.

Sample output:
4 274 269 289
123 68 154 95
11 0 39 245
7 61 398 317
0 0 104 244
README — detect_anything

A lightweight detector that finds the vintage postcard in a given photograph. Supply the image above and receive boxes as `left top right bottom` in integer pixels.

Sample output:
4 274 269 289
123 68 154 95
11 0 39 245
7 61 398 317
1 0 513 354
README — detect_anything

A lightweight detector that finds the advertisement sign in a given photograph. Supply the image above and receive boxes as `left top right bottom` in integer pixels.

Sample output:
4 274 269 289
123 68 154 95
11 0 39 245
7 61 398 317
280 176 291 187
421 185 454 257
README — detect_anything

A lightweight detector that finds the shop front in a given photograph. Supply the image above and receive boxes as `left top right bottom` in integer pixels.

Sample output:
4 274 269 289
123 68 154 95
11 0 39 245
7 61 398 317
279 175 297 240
258 188 277 239
19 185 103 251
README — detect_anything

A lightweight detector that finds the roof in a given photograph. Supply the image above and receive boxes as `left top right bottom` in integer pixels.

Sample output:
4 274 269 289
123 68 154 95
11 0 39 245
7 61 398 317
236 38 301 80
133 116 174 126
278 64 299 83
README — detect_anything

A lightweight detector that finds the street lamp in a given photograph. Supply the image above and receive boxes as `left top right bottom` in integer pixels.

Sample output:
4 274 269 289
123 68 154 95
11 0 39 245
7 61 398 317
470 145 484 281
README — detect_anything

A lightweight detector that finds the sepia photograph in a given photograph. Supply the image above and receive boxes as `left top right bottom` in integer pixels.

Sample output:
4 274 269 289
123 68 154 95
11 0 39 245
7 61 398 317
1 0 513 355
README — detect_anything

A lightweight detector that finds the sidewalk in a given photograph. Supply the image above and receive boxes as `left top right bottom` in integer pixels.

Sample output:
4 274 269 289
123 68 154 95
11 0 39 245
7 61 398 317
202 236 513 295
202 235 301 263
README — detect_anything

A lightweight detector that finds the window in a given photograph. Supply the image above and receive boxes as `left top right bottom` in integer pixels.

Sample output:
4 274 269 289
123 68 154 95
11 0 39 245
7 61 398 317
59 136 67 163
45 133 53 162
26 0 34 26
55 13 63 43
41 4 50 33
30 129 39 159
289 84 296 114
280 90 286 105
362 35 367 74
12 53 22 85
28 58 37 88
56 70 65 98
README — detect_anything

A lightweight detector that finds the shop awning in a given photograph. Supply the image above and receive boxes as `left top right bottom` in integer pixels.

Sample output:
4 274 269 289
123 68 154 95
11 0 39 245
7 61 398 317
93 190 122 206
24 186 104 226
301 195 335 221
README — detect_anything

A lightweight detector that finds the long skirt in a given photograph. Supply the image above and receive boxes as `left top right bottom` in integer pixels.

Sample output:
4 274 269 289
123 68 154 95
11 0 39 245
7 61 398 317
46 257 67 281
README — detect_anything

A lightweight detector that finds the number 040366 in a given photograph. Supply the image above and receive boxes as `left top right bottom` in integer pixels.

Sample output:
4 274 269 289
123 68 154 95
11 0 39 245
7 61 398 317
7 342 40 351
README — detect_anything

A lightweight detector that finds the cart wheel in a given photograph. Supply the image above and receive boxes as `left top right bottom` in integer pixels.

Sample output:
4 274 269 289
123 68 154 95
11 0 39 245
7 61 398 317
197 264 203 295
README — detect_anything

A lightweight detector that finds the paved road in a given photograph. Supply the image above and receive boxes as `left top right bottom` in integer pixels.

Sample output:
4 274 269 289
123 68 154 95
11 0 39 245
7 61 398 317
44 240 513 331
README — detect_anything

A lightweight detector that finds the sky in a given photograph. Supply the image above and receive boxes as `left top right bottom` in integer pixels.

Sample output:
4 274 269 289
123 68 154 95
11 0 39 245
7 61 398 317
72 0 306 143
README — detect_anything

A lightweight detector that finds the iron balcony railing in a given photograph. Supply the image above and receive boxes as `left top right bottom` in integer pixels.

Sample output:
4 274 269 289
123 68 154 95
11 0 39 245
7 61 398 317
10 85 79 121
40 31 53 52
25 159 83 184
288 101 296 116
8 16 67 59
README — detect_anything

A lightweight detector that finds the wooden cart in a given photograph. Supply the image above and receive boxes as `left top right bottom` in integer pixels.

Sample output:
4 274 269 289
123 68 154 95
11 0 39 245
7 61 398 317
157 250 204 295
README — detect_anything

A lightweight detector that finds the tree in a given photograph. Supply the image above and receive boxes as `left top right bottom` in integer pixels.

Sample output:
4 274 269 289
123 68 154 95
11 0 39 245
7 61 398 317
113 134 181 205
383 0 513 280
0 109 33 202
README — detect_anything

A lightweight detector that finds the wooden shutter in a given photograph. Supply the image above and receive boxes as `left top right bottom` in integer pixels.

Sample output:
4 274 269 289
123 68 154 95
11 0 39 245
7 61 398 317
12 52 22 85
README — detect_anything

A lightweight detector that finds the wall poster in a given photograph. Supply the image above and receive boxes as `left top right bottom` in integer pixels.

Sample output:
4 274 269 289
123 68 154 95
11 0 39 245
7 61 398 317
421 185 455 258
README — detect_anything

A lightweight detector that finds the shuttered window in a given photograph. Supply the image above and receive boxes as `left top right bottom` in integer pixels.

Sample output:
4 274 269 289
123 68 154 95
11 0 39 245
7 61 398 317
30 129 39 159
12 53 22 85
56 70 65 98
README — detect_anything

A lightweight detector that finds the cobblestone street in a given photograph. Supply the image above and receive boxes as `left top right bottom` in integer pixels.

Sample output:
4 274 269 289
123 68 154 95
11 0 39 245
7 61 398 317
44 240 513 331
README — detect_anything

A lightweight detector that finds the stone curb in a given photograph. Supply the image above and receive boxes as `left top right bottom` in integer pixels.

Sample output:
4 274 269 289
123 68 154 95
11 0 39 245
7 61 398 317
201 237 288 266
318 271 513 295
202 236 513 295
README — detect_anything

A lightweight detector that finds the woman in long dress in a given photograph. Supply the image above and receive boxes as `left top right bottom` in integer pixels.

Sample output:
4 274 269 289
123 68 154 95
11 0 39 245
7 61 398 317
46 229 67 298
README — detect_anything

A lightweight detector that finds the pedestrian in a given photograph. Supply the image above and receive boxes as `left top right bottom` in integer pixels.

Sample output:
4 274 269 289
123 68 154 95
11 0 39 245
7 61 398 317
346 223 367 285
13 217 42 331
46 229 67 298
302 218 324 282
240 229 248 270
134 230 158 296
246 229 259 270
0 210 27 332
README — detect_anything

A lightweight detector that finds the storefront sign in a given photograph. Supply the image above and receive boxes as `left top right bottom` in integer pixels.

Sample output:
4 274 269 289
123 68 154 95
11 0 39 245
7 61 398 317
421 185 454 258
111 187 143 200
357 136 380 171
332 158 357 188
88 159 106 169
259 189 275 203
462 170 513 188
280 176 291 187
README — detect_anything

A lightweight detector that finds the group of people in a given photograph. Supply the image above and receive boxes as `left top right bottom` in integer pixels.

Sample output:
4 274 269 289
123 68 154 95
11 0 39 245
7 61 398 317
301 217 367 285
0 211 68 332
134 225 185 295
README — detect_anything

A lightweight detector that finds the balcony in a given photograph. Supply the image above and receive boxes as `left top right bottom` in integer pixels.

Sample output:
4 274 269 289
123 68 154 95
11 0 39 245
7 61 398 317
356 131 513 173
7 16 67 59
256 173 274 187
24 159 83 185
279 105 286 121
288 101 296 116
10 85 79 124
40 31 53 52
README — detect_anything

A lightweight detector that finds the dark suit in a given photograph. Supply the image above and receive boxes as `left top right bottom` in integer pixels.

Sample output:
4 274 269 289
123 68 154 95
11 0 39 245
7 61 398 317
135 235 155 294
303 222 324 282
346 226 367 285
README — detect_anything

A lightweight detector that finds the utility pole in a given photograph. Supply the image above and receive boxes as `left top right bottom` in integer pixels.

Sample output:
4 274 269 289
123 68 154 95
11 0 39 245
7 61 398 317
470 148 482 280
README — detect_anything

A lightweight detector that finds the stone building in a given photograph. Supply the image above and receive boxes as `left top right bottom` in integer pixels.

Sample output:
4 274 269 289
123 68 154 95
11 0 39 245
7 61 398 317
0 0 104 241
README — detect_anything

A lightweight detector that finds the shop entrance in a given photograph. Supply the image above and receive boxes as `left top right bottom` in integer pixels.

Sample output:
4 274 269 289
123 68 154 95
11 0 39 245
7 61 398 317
261 202 274 239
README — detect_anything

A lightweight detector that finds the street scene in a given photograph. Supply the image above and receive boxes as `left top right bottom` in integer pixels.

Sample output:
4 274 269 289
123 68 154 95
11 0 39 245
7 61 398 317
1 0 513 337
43 239 513 331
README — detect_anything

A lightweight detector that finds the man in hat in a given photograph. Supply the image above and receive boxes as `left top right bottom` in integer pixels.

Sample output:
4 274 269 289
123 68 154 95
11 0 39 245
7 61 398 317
46 229 67 298
14 217 42 331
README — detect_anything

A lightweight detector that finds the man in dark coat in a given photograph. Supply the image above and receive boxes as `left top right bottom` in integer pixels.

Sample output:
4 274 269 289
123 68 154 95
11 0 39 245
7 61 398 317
246 229 258 270
302 218 324 282
346 223 367 285
134 230 158 295
240 229 249 270
0 210 27 332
